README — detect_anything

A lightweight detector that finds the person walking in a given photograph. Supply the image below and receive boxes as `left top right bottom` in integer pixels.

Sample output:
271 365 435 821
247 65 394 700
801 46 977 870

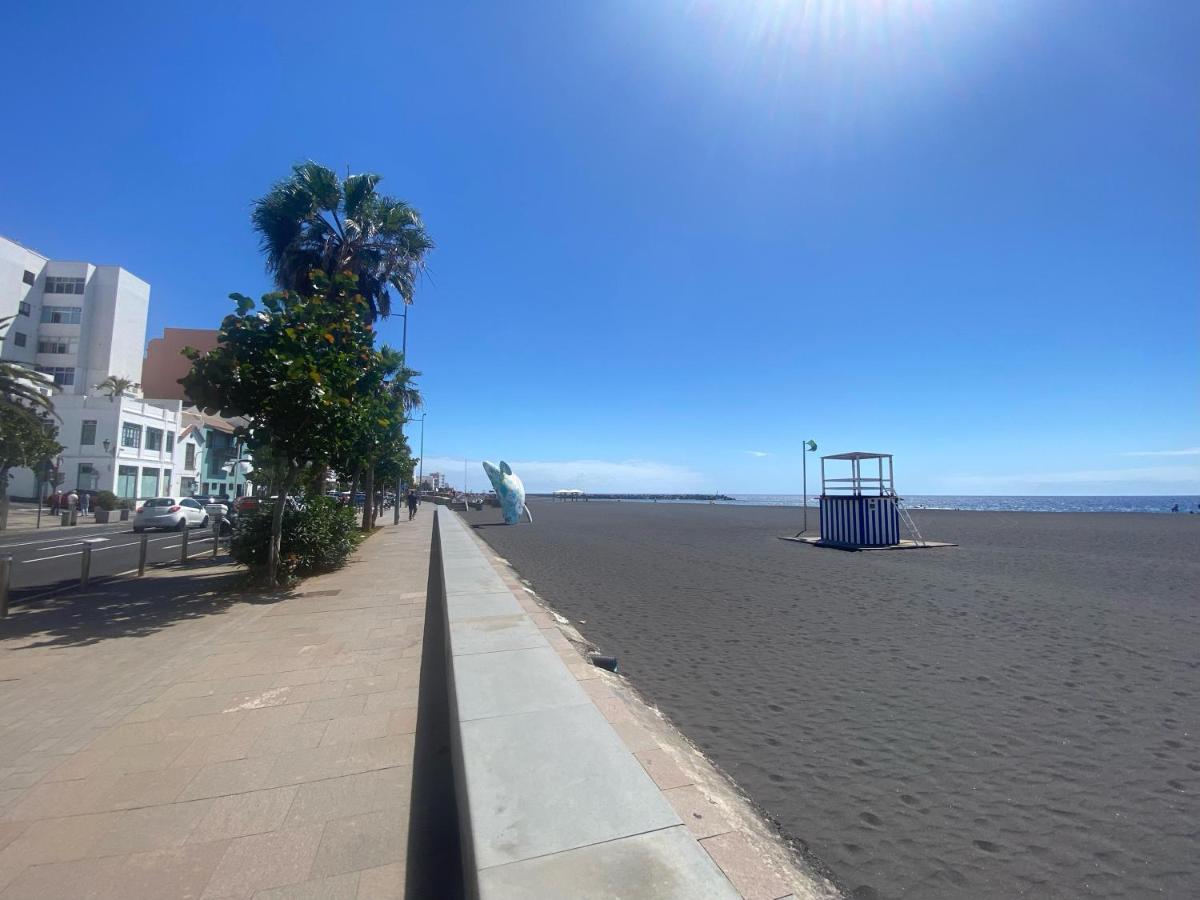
406 487 419 521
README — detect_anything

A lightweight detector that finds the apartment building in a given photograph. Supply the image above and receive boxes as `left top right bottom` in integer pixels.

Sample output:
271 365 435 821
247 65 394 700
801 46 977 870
0 236 149 395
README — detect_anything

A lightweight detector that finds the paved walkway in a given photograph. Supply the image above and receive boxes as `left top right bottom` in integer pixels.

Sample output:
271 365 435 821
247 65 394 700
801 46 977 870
0 513 431 898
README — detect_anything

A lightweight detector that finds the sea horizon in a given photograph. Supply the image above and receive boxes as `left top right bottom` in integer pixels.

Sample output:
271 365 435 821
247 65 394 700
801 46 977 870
534 494 1200 514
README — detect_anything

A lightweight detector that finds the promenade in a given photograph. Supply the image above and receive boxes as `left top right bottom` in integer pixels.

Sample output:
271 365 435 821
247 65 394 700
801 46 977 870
0 514 429 898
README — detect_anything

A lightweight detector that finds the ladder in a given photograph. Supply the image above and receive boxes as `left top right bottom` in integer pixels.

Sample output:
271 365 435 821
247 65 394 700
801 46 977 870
886 489 926 546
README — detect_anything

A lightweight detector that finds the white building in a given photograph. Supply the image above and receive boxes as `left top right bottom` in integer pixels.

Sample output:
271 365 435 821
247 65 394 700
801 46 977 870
18 396 185 500
3 235 257 504
420 472 447 491
1 235 149 396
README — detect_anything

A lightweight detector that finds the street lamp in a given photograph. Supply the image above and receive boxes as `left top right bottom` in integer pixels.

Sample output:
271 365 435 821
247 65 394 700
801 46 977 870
417 413 426 489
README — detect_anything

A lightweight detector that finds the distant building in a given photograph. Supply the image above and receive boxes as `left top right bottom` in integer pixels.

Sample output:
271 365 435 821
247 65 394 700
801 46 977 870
144 328 220 400
178 407 253 498
0 235 149 396
420 472 447 491
2 235 254 502
142 327 219 401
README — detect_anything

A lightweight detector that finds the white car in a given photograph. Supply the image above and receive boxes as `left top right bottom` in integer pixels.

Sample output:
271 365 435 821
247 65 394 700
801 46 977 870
132 497 210 532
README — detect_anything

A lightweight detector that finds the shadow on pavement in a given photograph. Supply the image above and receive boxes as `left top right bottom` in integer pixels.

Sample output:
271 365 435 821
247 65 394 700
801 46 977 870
406 513 465 899
0 559 292 650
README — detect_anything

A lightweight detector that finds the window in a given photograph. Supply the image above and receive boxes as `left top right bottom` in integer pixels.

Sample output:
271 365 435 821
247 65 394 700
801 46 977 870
40 306 82 324
121 422 142 449
140 468 160 498
77 463 98 490
117 465 138 499
22 270 36 286
145 428 163 452
44 276 85 294
18 301 30 317
13 332 26 347
35 366 75 386
163 469 172 494
80 420 97 445
37 337 77 355
185 443 196 469
166 432 175 453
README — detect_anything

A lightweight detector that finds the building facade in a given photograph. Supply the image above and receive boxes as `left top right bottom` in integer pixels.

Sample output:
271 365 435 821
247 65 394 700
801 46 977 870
142 327 219 400
3 235 254 503
7 395 184 501
1 236 149 396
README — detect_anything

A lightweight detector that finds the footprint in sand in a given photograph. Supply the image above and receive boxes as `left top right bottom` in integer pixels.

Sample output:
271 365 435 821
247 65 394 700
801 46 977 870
859 812 882 826
974 839 1000 853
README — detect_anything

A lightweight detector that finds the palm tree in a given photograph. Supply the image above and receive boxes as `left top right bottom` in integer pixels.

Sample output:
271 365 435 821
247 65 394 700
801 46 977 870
94 375 139 401
378 345 422 415
251 162 434 321
0 316 56 418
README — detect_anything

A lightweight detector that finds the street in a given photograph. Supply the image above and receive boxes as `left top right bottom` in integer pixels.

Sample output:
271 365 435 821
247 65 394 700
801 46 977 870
0 520 222 604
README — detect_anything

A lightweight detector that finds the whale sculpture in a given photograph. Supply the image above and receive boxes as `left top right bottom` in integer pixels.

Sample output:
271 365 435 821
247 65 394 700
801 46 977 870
482 460 532 524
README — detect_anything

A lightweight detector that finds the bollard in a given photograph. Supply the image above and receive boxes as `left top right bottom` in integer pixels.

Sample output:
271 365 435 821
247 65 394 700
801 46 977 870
80 543 92 591
180 525 189 564
212 519 220 558
0 554 11 619
137 534 148 576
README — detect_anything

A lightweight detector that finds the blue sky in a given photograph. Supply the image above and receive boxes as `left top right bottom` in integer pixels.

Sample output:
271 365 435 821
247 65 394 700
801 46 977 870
4 1 1197 494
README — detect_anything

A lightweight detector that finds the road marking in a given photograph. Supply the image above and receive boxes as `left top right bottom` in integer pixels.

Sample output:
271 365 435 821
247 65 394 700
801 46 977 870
20 533 213 563
0 527 131 550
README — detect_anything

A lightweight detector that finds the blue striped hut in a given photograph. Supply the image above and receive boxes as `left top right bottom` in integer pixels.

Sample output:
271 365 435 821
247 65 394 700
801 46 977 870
819 452 901 547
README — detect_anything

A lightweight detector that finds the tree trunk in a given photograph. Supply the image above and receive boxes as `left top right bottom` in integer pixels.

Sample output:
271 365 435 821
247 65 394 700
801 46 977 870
348 467 361 509
268 468 297 587
0 467 10 531
361 465 375 531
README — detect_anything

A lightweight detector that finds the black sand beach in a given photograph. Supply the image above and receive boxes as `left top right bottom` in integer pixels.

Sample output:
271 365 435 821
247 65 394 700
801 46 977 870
462 503 1200 900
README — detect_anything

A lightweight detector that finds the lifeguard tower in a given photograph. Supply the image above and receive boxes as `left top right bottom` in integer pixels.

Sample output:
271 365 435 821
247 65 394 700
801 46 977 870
819 451 930 548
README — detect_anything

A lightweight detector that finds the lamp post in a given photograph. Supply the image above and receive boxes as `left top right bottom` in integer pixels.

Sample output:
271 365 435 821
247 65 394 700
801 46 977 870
417 413 426 489
801 439 818 536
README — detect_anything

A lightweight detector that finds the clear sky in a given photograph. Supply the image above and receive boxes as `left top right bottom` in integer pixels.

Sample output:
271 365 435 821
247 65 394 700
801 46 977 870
4 1 1197 494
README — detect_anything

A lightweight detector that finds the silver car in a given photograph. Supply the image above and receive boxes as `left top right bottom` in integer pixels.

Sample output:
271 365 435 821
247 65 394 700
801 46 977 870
132 497 209 532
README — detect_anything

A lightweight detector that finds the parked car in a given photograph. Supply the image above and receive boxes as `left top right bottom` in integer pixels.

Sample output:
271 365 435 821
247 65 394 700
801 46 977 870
192 495 231 517
132 497 209 532
233 495 261 514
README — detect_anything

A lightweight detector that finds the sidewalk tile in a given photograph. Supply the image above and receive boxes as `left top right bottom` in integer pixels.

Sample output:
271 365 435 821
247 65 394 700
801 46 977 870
201 825 324 899
189 787 298 843
309 810 405 878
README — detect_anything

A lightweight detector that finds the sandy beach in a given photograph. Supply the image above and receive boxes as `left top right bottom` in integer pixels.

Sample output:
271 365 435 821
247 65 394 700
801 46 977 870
462 503 1200 900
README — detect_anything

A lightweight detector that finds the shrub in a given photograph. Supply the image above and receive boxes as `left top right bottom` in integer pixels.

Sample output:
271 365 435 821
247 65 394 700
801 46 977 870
94 490 120 511
231 497 359 581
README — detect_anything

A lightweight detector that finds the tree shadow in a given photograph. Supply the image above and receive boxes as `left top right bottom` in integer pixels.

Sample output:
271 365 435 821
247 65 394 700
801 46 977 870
1 560 294 650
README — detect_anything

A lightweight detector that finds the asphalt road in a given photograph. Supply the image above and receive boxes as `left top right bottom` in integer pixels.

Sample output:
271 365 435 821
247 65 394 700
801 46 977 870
0 520 224 604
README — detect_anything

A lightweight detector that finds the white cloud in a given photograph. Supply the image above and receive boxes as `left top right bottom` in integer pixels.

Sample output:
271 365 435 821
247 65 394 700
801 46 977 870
745 450 771 457
1120 448 1200 457
420 457 708 493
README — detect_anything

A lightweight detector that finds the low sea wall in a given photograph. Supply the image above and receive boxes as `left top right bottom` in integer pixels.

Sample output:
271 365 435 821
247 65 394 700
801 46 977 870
432 508 739 897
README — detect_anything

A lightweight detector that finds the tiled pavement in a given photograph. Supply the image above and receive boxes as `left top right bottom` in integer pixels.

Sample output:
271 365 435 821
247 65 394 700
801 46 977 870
0 514 431 899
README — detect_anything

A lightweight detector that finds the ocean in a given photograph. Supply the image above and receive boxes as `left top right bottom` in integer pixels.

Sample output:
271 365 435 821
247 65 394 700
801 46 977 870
720 495 1200 513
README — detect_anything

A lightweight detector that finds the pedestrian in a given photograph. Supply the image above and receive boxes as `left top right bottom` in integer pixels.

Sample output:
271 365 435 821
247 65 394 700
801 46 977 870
49 492 60 515
407 487 419 521
79 492 90 515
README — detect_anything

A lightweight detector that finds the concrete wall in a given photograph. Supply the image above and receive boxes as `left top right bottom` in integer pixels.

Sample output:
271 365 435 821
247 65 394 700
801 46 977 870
432 509 739 898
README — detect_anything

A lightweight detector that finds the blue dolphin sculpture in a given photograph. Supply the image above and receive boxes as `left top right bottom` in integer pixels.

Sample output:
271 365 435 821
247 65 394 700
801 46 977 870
482 460 532 524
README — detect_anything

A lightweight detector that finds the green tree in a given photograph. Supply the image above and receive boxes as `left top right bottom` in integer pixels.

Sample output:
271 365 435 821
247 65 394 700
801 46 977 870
180 273 380 585
0 403 63 530
339 347 421 531
1 316 56 420
251 162 434 321
94 375 140 400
